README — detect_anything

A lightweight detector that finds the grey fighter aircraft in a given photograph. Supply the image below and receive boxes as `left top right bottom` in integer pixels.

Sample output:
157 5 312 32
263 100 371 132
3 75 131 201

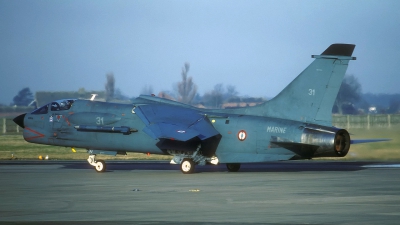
13 44 386 174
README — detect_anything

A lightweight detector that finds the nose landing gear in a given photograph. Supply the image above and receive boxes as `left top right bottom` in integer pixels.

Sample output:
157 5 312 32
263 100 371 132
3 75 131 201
87 155 107 172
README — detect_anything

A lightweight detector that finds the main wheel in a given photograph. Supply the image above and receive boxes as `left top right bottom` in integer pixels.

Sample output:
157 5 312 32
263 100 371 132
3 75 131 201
226 163 241 172
95 160 106 172
181 158 195 174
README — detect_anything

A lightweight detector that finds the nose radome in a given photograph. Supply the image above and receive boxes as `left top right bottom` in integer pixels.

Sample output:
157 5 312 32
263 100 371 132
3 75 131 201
13 113 26 128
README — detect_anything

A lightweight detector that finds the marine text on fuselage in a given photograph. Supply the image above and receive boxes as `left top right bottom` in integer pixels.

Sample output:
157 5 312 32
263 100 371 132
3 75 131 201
266 126 286 133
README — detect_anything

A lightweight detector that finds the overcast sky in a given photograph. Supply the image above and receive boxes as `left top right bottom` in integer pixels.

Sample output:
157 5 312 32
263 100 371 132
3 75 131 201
1 0 399 105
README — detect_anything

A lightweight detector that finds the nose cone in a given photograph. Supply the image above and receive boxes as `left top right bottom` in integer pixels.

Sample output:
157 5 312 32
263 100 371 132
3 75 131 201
13 113 26 128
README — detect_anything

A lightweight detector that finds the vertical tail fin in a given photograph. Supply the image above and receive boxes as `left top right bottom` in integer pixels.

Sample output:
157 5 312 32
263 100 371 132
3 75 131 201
243 44 356 126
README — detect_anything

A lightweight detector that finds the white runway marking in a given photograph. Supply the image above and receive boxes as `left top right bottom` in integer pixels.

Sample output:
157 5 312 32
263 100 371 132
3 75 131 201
362 164 400 168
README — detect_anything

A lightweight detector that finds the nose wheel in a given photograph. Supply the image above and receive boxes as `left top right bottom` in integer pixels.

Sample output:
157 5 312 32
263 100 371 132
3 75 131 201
87 155 107 172
95 160 106 172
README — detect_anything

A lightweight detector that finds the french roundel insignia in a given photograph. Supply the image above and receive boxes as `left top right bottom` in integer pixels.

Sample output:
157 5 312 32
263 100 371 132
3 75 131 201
237 130 247 141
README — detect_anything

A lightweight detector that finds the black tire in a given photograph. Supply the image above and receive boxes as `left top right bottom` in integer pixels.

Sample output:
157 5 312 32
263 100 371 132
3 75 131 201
226 163 241 172
95 159 106 172
181 158 195 174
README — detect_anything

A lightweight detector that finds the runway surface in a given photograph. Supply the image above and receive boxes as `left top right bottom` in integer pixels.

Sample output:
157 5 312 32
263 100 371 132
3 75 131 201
1 160 400 224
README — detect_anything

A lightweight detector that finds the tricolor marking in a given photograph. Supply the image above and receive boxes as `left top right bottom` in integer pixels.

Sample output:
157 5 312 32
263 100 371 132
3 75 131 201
238 130 247 141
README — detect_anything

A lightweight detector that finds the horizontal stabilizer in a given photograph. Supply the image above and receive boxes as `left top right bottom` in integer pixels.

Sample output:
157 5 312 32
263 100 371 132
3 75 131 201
350 139 391 144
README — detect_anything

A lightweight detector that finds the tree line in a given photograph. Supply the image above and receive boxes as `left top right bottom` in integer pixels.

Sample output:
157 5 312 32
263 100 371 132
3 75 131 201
7 63 400 115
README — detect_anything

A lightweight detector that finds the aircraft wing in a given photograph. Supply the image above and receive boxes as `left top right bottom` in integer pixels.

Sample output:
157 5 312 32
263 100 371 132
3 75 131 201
135 104 220 141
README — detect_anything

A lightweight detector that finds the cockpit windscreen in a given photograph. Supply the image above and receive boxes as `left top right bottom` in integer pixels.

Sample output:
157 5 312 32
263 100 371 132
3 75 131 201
32 99 75 114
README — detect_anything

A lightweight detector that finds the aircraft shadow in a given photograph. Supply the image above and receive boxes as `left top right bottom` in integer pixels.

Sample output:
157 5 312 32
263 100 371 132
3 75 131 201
61 161 374 173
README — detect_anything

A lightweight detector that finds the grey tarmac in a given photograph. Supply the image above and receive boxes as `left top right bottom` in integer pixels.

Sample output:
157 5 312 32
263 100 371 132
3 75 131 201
1 160 400 225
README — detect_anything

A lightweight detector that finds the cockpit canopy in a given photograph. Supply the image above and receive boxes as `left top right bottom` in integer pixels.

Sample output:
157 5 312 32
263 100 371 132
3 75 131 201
32 99 76 114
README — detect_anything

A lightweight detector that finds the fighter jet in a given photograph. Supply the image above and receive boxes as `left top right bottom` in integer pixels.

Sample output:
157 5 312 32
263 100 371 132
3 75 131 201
13 44 386 174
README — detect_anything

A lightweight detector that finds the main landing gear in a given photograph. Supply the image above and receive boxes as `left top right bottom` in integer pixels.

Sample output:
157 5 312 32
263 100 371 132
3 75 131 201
180 161 241 174
169 144 220 174
226 163 241 172
87 155 107 172
180 158 195 174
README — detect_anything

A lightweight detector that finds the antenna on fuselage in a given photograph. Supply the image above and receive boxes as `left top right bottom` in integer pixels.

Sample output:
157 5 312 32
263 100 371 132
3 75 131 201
90 94 98 101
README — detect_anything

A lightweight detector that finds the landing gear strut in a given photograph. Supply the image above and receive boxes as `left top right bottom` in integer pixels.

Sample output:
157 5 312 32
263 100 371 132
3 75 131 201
87 155 107 172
